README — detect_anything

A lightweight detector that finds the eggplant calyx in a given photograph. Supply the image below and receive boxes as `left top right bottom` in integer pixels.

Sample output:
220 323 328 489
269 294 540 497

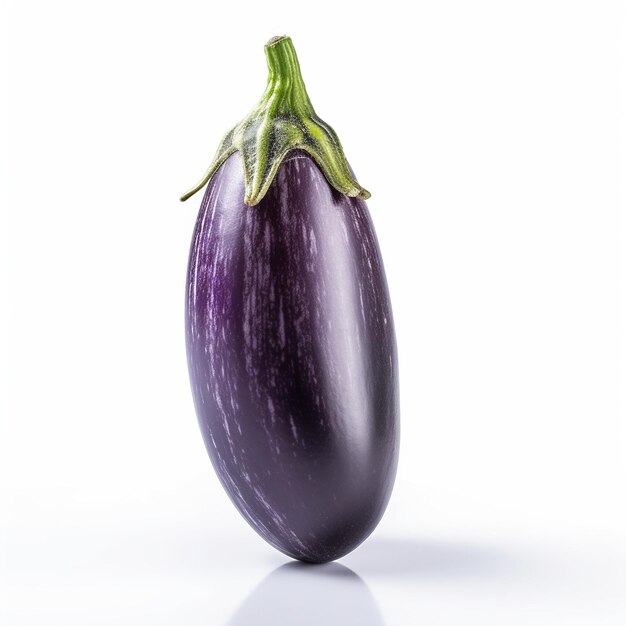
180 35 370 205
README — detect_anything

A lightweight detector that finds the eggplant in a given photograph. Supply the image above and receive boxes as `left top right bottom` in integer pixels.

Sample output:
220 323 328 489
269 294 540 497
182 36 399 563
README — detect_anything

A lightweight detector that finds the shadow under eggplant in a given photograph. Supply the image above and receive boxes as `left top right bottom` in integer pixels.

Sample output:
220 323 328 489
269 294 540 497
227 561 383 626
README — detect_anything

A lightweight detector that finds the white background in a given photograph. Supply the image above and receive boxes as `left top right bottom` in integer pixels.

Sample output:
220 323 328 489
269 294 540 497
2 1 625 624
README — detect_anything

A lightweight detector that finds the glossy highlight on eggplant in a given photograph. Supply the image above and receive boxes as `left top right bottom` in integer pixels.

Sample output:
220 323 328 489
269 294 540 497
183 36 399 563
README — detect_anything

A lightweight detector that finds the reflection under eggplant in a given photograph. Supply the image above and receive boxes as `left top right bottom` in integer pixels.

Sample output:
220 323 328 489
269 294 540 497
227 562 384 626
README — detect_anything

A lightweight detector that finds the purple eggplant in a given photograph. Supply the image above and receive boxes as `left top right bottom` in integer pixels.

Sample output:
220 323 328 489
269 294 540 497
182 36 399 563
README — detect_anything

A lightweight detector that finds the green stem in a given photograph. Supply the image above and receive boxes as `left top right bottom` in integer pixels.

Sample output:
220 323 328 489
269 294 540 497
180 36 369 206
262 36 313 115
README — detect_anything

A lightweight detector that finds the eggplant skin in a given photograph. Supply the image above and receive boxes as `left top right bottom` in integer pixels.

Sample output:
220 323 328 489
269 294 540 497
186 150 399 563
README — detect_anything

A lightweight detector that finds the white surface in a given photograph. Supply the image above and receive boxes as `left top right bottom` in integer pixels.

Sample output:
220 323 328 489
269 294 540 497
2 1 625 624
